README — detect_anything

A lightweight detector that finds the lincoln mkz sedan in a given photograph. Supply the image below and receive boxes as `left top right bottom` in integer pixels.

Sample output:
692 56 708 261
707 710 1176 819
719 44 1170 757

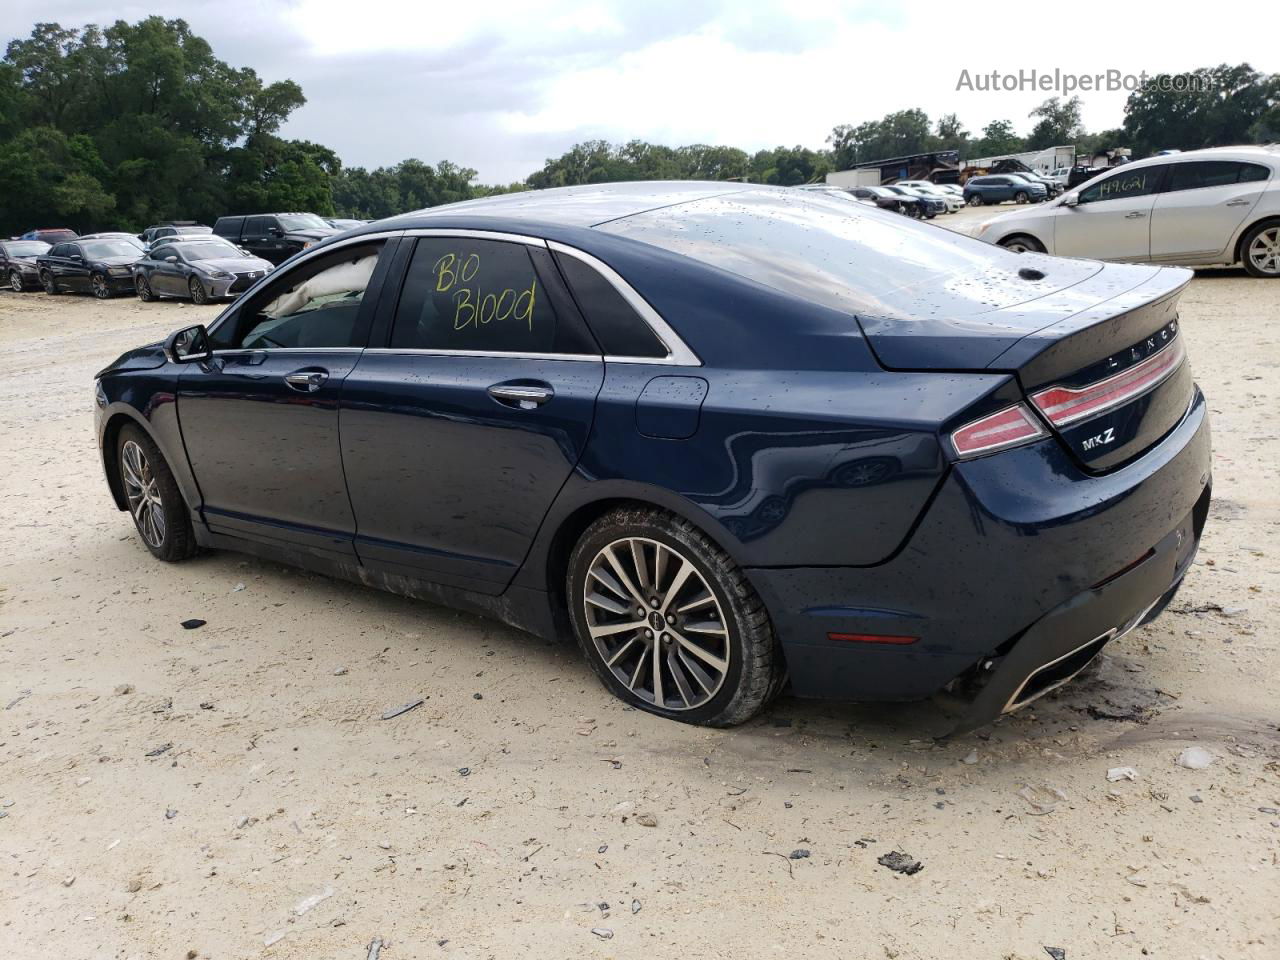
94 182 1211 732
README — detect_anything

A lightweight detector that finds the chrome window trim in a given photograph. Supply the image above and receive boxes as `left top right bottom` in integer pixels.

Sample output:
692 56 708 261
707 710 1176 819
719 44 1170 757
547 240 701 367
364 347 600 363
210 346 366 356
401 227 548 247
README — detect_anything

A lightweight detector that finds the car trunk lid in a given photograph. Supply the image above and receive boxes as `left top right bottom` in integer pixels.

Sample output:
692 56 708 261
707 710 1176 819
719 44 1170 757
858 260 1195 471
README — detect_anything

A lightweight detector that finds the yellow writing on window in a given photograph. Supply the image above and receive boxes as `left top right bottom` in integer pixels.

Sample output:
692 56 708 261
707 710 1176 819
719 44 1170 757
433 252 537 333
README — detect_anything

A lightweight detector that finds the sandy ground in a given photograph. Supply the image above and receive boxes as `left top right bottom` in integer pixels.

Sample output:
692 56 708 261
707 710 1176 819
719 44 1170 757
1 257 1278 960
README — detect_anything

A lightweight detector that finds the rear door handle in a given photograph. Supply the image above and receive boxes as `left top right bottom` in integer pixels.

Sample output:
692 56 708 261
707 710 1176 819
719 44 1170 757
1124 211 1147 219
488 382 553 409
285 369 329 393
1225 198 1250 207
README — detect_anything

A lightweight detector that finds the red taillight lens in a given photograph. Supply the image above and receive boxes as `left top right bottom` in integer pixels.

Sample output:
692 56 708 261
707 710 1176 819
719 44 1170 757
1030 337 1185 427
949 403 1047 459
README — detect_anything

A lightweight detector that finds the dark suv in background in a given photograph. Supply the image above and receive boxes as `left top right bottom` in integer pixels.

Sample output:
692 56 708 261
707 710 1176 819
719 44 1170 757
212 213 338 264
963 175 1048 206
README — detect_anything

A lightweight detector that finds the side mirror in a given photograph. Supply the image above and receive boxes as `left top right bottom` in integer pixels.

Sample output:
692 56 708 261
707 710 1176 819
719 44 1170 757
268 227 284 238
165 256 178 263
1062 194 1079 207
165 324 212 364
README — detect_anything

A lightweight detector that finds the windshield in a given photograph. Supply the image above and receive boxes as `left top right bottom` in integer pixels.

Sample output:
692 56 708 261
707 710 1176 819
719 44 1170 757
600 188 1079 319
278 214 329 231
2 241 49 256
179 242 246 261
81 241 140 258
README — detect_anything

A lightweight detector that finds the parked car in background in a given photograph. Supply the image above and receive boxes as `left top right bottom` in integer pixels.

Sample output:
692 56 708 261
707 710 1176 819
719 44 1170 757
134 239 274 304
37 238 144 298
80 232 146 250
1 239 51 292
95 181 1209 734
212 213 339 264
849 185 925 217
19 227 77 244
325 218 368 231
1006 172 1061 198
964 175 1048 206
896 180 965 212
140 222 213 248
970 145 1280 277
882 185 945 218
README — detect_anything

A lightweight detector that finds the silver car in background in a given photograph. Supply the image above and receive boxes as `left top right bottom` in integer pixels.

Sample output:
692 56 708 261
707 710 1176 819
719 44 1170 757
970 145 1280 277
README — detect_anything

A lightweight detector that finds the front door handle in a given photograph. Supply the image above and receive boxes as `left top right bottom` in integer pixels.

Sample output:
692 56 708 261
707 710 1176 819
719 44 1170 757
1124 211 1147 220
488 382 553 409
1225 198 1250 207
285 369 328 393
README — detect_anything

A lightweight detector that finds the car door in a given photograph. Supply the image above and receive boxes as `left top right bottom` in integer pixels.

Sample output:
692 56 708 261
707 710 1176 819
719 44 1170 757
339 232 604 593
176 238 393 556
1149 161 1271 261
1053 165 1168 262
151 247 186 295
239 216 278 262
60 243 91 291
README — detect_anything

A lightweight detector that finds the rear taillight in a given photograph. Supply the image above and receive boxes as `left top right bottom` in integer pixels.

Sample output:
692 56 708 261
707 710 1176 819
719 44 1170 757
949 403 1047 459
1030 337 1185 427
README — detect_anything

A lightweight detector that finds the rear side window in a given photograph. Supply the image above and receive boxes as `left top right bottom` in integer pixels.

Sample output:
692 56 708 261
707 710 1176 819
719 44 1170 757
214 217 241 237
390 237 594 355
1168 160 1271 190
555 252 666 358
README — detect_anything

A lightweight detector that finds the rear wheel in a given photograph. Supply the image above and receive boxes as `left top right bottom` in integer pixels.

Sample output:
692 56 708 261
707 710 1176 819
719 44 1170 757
116 424 197 562
188 276 209 304
1241 222 1280 278
41 271 59 295
567 507 783 727
999 234 1046 254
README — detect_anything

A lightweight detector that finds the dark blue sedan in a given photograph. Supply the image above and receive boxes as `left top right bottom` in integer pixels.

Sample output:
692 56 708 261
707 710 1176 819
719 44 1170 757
93 182 1211 732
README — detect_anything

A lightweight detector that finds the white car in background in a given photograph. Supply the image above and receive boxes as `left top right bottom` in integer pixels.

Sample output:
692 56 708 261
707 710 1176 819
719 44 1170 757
969 146 1280 278
896 180 965 212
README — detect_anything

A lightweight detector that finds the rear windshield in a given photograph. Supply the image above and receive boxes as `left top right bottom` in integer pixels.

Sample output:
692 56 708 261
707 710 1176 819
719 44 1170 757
598 189 1096 318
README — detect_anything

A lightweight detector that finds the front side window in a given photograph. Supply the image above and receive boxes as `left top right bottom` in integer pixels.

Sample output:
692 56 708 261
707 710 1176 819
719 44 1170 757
1078 166 1163 204
390 237 591 355
217 242 383 350
244 216 272 236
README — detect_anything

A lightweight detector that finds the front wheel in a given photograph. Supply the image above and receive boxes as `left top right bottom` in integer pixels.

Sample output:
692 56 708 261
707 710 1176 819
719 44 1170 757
1014 191 1030 204
116 424 197 562
136 274 156 302
188 276 209 305
9 270 24 293
999 234 1046 254
567 507 784 727
1241 222 1280 278
91 273 111 299
967 193 983 207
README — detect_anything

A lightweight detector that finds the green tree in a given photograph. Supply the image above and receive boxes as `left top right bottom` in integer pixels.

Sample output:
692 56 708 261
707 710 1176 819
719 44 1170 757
970 119 1025 157
1026 97 1084 149
1124 63 1277 156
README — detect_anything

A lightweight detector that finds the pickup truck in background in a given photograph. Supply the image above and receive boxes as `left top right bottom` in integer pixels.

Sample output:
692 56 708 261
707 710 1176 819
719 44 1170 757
211 213 339 265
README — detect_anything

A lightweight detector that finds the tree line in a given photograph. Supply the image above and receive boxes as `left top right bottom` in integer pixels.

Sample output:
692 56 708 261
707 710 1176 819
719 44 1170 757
2 17 1277 234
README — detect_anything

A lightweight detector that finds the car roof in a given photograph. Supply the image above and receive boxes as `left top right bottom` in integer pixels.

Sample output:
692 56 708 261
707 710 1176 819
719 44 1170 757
1123 144 1280 169
381 181 761 230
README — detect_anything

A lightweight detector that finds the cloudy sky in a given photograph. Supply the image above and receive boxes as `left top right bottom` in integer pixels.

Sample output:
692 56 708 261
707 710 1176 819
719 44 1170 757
6 1 1278 182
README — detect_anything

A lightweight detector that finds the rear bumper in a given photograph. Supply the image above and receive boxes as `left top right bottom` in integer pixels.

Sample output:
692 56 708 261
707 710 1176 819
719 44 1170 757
748 387 1211 723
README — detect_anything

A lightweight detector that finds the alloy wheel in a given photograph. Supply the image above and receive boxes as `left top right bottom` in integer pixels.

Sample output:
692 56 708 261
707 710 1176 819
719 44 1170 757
136 275 153 301
92 274 110 299
121 439 166 548
189 277 208 304
9 270 22 293
582 536 730 711
1247 227 1280 276
41 272 56 294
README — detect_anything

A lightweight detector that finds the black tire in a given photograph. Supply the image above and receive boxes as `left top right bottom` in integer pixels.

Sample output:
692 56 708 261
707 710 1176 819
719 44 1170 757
567 506 784 727
41 271 59 295
999 234 1047 254
136 274 156 302
91 272 111 299
1014 191 1029 204
1240 221 1280 278
188 276 209 305
967 193 983 207
9 270 24 293
116 424 197 562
